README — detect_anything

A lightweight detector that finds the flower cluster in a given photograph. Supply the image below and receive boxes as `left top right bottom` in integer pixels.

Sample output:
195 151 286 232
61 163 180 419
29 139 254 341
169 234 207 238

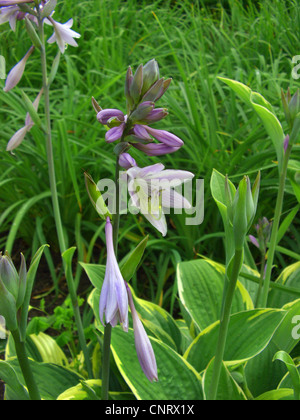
96 59 183 156
100 218 158 382
249 217 272 255
2 0 80 151
94 60 196 383
1 1 80 91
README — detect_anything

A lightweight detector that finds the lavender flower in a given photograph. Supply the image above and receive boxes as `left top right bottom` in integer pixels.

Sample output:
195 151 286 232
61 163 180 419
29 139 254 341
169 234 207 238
96 59 184 156
126 283 158 382
0 1 37 31
6 88 43 151
119 153 137 170
46 17 81 54
3 46 34 92
126 162 194 236
249 217 272 254
284 134 290 153
99 218 128 331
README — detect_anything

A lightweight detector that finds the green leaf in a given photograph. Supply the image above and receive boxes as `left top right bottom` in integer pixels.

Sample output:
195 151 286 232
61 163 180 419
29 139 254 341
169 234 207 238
277 204 300 245
245 341 287 397
21 90 43 128
132 289 182 352
6 358 83 400
177 259 253 332
0 360 29 400
110 327 203 400
119 235 149 282
29 332 69 367
184 309 286 372
202 359 247 400
268 263 300 308
19 244 49 341
24 17 42 49
80 263 106 290
273 351 300 400
57 379 136 400
255 388 294 400
272 299 300 353
84 172 111 220
218 77 285 172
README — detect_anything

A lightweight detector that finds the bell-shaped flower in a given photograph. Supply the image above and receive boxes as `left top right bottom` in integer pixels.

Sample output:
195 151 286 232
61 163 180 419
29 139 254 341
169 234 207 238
126 283 158 382
99 218 128 331
126 163 194 236
46 17 80 54
3 45 34 92
119 153 137 170
6 88 43 151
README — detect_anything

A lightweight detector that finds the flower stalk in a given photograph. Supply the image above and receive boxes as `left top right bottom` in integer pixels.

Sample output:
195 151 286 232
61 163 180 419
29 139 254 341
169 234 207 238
208 247 244 400
11 328 41 400
258 141 293 308
36 6 92 379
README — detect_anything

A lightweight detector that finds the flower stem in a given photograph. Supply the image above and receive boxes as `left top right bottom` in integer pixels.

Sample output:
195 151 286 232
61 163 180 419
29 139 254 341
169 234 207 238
37 12 92 378
208 248 244 400
254 254 266 308
101 156 121 400
11 329 41 400
258 144 292 308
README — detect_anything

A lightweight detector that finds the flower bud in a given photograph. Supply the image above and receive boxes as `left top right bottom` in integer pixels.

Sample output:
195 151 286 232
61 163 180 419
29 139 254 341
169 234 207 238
232 174 260 250
141 59 160 96
0 252 27 331
3 46 34 92
281 88 300 129
119 153 137 170
233 177 248 250
130 101 155 123
129 64 143 105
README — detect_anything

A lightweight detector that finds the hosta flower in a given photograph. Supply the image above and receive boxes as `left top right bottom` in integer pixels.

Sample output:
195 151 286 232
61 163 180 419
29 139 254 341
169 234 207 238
46 17 81 54
3 45 34 92
0 1 37 31
119 153 137 170
99 218 128 331
6 88 43 151
96 59 183 156
249 217 272 254
126 283 158 382
97 106 183 155
126 162 194 236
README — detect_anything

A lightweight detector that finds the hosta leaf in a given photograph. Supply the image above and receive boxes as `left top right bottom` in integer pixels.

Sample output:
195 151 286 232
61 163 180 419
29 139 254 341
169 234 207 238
202 358 247 400
0 360 29 400
177 259 253 332
110 327 203 400
184 309 286 372
6 358 82 400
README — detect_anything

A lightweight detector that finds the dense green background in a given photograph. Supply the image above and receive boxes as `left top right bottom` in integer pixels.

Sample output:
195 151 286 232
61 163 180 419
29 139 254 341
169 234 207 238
0 0 299 309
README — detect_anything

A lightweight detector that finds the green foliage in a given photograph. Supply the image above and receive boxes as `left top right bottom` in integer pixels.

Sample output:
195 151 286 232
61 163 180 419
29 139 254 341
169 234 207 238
0 0 300 402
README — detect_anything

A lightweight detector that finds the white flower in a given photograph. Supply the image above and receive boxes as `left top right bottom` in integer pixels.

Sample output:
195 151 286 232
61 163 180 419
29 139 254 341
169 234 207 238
3 46 34 92
126 163 194 236
46 18 80 54
6 88 43 151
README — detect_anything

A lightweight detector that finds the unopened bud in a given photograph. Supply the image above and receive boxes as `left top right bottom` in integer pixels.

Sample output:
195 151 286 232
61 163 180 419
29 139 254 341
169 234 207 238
141 59 160 96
